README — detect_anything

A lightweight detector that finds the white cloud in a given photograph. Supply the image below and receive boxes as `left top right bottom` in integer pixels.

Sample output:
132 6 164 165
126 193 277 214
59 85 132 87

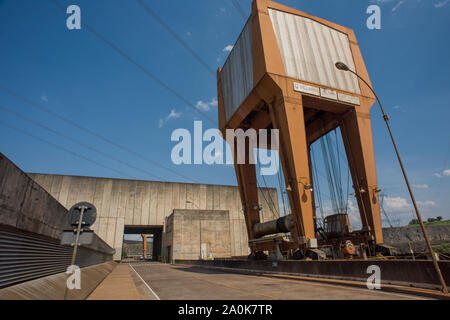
373 0 449 10
384 196 437 213
384 196 410 211
158 108 182 128
392 0 405 12
196 97 218 111
167 109 181 120
347 200 360 223
417 200 436 207
434 0 449 8
393 105 401 109
371 0 408 11
412 184 429 189
223 45 234 52
371 0 398 4
434 169 450 178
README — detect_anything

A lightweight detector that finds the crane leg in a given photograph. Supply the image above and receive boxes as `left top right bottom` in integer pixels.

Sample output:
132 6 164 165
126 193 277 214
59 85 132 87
232 140 262 257
268 95 316 248
340 109 383 244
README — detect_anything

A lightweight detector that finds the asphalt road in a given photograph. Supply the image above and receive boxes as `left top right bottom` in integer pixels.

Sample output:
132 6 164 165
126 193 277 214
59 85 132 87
129 263 427 300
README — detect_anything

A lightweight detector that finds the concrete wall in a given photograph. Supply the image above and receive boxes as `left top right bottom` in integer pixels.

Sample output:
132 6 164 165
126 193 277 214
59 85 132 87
178 259 450 290
0 261 117 300
0 153 115 289
28 174 279 260
165 209 231 260
0 155 67 239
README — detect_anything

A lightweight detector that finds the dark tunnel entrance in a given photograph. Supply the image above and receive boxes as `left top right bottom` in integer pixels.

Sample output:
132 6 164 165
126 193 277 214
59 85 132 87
123 225 163 261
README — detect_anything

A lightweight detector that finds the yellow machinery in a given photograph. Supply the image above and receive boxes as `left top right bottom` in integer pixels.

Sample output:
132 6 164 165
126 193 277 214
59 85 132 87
141 234 153 260
217 0 388 259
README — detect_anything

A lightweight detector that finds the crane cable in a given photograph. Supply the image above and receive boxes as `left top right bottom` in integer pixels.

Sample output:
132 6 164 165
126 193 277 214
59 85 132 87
320 136 338 213
319 127 348 214
255 175 278 220
257 161 280 219
311 145 325 226
327 132 345 211
276 157 289 217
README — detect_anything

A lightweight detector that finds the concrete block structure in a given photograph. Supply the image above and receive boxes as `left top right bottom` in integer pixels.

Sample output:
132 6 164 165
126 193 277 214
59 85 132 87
28 174 280 261
165 209 232 261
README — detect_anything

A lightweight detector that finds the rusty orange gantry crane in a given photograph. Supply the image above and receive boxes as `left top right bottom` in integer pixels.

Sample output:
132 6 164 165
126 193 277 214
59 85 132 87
141 234 153 260
217 0 390 260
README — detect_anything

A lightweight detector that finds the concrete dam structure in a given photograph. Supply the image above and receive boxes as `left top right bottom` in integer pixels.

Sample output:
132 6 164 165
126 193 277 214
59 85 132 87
27 173 279 261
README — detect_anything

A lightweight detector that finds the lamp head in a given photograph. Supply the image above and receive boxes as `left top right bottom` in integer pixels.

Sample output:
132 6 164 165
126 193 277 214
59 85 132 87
335 61 350 71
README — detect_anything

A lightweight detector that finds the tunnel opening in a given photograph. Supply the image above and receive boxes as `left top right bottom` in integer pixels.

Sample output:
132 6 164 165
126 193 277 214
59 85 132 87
122 225 163 262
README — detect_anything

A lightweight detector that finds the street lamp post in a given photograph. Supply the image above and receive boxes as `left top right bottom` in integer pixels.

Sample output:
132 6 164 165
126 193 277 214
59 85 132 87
335 61 448 294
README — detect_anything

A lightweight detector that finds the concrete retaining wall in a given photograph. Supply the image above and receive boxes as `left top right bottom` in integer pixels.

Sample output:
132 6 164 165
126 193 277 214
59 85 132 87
177 259 450 290
0 153 115 289
0 154 68 239
0 261 117 300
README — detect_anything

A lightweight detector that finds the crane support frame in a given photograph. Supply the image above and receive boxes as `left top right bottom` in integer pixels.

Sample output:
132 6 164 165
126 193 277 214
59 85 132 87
217 0 383 256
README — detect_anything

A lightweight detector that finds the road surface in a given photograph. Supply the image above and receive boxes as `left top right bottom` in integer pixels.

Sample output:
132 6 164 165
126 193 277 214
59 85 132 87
127 262 427 300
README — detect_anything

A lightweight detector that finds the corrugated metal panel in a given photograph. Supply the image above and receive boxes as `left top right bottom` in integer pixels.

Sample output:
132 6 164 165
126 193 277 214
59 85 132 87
0 229 111 289
221 19 253 123
0 230 71 288
268 9 361 94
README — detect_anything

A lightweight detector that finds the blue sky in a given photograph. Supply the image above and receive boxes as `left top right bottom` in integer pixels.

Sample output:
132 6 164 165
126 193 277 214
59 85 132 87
0 0 449 227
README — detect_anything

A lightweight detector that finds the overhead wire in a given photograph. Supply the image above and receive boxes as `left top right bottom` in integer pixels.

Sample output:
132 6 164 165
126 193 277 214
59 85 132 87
50 0 217 126
0 103 165 181
0 84 195 183
0 121 133 179
135 0 216 76
231 0 247 19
